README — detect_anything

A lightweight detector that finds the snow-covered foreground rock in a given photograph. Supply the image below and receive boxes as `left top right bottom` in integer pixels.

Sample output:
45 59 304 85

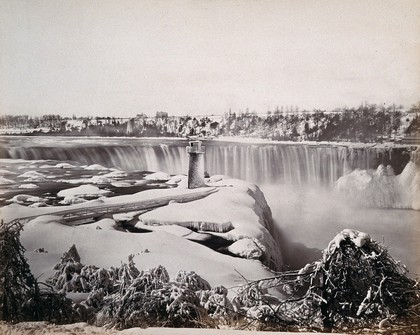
137 177 283 270
336 159 420 210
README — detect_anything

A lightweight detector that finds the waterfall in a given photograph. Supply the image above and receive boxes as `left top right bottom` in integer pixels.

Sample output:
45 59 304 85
0 138 412 187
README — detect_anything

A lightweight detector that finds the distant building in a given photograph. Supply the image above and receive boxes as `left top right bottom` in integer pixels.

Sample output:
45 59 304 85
156 111 168 119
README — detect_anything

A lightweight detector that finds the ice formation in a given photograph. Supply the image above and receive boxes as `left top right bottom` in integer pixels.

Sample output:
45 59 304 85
336 159 420 210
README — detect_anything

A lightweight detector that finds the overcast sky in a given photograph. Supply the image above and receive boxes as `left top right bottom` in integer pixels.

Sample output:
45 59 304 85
1 0 419 117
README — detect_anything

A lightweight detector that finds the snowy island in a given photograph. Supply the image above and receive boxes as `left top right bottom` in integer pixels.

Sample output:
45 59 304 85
0 172 283 291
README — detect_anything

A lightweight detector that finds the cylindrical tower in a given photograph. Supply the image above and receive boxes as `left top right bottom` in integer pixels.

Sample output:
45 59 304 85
186 140 205 189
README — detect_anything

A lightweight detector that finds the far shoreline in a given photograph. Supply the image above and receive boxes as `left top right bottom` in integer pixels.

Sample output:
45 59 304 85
0 133 418 150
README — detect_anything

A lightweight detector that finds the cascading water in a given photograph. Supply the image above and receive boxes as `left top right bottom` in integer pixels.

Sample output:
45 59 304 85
0 137 412 187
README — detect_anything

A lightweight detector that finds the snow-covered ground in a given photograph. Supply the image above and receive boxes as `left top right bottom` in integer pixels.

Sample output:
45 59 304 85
0 174 280 293
0 322 344 335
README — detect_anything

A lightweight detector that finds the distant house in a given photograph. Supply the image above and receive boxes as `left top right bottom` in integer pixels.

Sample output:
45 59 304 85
156 111 168 119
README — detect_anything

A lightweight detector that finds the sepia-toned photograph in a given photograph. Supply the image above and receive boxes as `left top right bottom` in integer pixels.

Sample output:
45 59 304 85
0 1 419 334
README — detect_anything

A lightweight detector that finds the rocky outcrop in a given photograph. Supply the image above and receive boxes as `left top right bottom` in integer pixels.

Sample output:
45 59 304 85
136 176 283 271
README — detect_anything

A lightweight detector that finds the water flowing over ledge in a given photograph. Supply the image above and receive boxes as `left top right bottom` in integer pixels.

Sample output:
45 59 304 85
0 137 415 187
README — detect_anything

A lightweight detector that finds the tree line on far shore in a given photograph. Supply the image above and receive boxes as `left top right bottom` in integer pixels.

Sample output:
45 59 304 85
1 102 419 143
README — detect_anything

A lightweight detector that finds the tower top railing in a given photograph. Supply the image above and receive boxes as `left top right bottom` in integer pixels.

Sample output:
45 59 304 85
186 141 205 154
186 145 205 154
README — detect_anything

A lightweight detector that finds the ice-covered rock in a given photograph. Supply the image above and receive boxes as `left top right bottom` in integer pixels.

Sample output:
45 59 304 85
19 183 39 189
144 171 171 181
0 169 17 175
110 181 132 188
59 196 88 205
0 176 15 185
227 238 264 259
88 176 111 184
84 164 109 171
57 175 112 185
55 163 75 169
17 171 47 182
102 170 128 178
9 194 45 205
57 184 111 198
336 161 419 210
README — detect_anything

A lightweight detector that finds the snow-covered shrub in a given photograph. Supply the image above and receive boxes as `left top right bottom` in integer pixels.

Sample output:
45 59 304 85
116 254 142 291
0 220 39 322
174 270 211 291
198 286 233 324
232 229 420 332
0 220 77 324
47 244 85 293
81 266 114 292
94 265 204 329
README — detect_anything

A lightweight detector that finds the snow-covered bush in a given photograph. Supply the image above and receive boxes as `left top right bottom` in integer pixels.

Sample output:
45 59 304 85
0 220 77 324
198 286 233 324
94 265 203 329
47 244 85 293
174 270 211 291
231 229 420 332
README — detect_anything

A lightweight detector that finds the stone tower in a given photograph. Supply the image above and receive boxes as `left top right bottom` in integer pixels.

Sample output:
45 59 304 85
186 140 205 189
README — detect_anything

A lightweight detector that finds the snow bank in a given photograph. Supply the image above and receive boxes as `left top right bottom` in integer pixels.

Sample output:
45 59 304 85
82 218 116 230
19 215 274 294
337 161 420 210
